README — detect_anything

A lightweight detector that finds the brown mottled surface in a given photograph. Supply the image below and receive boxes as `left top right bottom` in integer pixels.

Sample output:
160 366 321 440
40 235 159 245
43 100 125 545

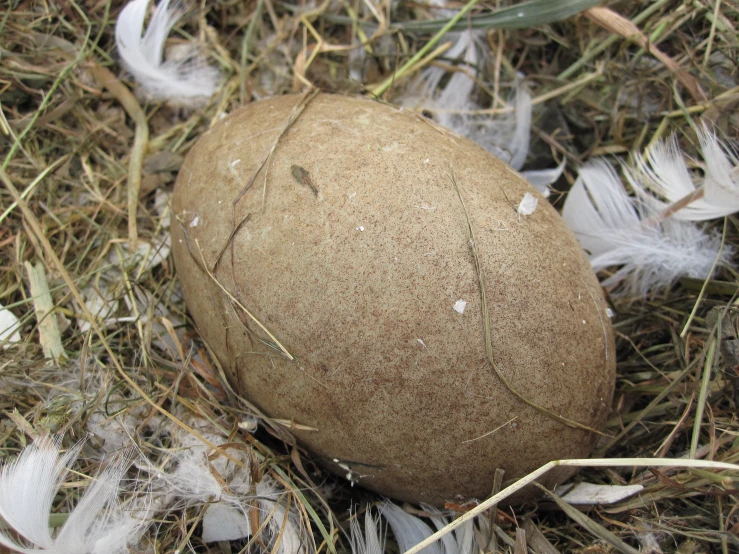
171 93 616 506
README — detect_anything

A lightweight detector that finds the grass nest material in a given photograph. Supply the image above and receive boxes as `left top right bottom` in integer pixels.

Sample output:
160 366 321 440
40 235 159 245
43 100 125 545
1 1 738 553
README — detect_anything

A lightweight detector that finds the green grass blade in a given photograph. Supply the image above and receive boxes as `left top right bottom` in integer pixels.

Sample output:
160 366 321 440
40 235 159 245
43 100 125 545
321 0 604 32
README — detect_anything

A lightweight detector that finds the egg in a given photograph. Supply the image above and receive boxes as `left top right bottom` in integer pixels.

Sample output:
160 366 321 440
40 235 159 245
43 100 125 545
171 93 615 505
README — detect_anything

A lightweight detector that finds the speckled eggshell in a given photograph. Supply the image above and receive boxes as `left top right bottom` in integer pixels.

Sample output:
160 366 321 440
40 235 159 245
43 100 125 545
171 93 615 506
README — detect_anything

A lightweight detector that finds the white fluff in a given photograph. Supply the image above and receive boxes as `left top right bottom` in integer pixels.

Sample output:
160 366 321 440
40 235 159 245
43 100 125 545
163 418 308 554
562 159 731 295
115 0 220 106
202 503 251 543
625 127 739 220
517 192 538 216
399 25 562 188
0 436 144 554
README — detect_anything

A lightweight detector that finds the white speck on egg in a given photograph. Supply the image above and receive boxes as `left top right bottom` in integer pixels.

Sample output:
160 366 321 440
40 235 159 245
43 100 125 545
356 226 365 231
453 300 467 314
189 215 200 227
231 159 241 167
582 320 587 324
423 158 430 164
417 338 427 348
348 192 356 199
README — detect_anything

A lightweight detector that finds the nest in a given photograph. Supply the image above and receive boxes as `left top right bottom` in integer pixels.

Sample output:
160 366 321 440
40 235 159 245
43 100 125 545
0 0 737 552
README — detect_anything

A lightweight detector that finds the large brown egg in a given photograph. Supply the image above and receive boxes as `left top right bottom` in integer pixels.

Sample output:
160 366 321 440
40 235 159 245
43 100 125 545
171 93 615 506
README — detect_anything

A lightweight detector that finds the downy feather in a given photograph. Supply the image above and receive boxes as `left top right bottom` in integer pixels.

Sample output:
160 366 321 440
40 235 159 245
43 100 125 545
400 29 560 192
517 192 538 216
625 126 739 220
163 417 309 554
562 159 731 295
115 0 220 106
0 436 144 554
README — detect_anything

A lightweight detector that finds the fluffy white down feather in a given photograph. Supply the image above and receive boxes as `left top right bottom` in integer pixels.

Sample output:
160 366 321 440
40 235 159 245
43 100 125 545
625 127 739 220
562 159 731 295
115 0 220 106
163 417 309 554
0 436 144 554
399 26 560 193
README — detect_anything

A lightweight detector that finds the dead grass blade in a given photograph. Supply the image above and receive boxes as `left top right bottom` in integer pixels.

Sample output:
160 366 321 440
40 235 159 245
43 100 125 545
88 63 150 250
450 170 603 434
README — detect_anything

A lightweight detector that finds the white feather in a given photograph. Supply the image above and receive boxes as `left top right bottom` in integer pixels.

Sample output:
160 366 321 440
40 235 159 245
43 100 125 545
562 160 640 258
380 503 441 554
700 127 739 207
561 482 644 505
351 510 385 554
625 127 739 220
400 31 532 169
0 303 21 348
562 159 731 295
115 0 220 106
425 506 475 554
0 436 144 554
377 503 478 554
507 80 532 170
521 158 566 197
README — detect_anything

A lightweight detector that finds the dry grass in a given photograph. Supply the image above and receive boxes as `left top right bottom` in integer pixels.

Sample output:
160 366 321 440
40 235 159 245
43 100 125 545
1 0 738 553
